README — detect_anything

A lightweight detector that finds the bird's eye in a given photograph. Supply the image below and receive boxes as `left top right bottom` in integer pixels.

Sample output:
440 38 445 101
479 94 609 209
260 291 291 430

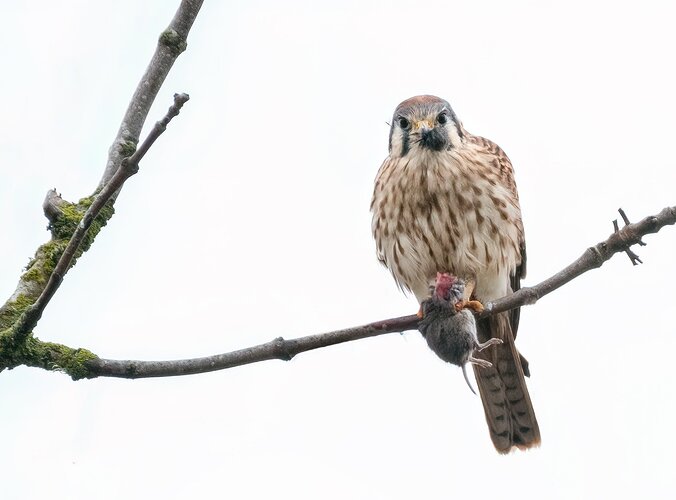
437 112 448 125
398 117 410 130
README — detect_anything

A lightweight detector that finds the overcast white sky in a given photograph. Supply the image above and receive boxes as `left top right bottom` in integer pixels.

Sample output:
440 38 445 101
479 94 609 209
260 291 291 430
2 1 676 498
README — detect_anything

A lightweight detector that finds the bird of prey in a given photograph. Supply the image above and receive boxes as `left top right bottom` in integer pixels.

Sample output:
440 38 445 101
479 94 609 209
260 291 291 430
371 95 540 453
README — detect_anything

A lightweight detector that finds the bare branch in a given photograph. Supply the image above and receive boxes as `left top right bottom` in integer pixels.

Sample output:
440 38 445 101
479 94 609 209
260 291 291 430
86 316 420 379
618 208 646 246
480 205 676 316
613 218 643 265
614 208 644 265
124 93 190 168
66 205 672 380
100 0 204 186
7 94 190 342
0 0 203 337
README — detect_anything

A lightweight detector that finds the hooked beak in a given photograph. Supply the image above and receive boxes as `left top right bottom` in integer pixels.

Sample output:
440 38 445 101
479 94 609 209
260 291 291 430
415 120 447 151
413 119 434 132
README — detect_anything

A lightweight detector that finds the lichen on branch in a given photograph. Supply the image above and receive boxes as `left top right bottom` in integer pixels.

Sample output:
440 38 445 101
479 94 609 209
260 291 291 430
0 194 113 373
0 194 114 328
0 330 99 380
0 0 203 374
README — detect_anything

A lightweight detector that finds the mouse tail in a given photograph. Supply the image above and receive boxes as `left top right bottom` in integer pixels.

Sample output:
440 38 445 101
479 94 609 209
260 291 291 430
462 364 477 395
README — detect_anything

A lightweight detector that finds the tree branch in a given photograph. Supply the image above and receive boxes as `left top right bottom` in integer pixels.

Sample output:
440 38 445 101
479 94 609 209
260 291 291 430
0 0 203 365
99 0 204 186
0 2 673 382
86 316 420 379
7 94 190 342
479 206 675 317
63 205 671 379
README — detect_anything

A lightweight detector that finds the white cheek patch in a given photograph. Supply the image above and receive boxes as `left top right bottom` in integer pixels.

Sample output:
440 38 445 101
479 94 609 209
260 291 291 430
447 125 464 149
390 131 404 157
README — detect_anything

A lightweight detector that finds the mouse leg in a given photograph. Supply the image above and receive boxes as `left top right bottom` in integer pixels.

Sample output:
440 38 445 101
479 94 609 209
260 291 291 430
468 356 493 368
475 338 503 351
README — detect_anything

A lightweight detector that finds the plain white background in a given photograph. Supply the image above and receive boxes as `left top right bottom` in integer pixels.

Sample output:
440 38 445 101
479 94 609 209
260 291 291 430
2 1 675 498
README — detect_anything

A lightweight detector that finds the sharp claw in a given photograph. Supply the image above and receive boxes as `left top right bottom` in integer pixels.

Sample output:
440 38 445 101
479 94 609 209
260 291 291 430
455 299 485 313
465 300 484 312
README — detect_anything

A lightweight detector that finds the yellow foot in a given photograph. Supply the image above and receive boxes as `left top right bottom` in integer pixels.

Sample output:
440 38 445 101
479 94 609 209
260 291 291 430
455 299 485 313
465 300 485 313
416 306 424 319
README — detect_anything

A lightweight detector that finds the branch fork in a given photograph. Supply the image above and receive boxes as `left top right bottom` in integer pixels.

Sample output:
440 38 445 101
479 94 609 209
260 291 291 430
1 0 674 382
613 208 644 265
0 1 202 374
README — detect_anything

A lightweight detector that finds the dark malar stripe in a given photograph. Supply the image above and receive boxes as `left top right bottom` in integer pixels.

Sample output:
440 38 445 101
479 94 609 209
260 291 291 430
401 129 410 157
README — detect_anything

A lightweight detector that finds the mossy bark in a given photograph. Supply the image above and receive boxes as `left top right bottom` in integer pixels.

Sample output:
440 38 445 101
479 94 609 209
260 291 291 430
0 195 111 377
0 333 98 380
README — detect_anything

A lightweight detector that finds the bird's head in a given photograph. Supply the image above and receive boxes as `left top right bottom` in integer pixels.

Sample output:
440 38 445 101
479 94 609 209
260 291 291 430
431 272 465 304
388 95 464 158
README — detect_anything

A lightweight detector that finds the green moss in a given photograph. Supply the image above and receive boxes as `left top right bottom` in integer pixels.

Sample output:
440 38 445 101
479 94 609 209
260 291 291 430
42 344 99 380
0 294 32 331
1 188 116 376
21 265 45 284
41 239 68 274
119 140 137 157
77 198 115 254
19 239 69 290
77 194 96 208
49 202 79 239
46 197 115 256
159 29 187 56
0 333 99 380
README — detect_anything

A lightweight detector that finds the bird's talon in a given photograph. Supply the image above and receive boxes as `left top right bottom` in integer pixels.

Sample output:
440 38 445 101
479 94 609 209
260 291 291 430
454 299 484 313
465 300 485 313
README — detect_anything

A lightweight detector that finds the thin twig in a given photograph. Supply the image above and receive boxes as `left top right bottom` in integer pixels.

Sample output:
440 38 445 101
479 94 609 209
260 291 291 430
124 93 190 169
79 205 675 380
0 0 203 330
100 0 204 186
10 94 190 341
480 206 674 317
618 208 646 246
614 217 643 266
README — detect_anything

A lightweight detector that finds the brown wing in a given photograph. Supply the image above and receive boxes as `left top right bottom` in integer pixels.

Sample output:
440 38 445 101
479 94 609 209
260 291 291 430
468 134 526 337
510 240 526 339
466 133 538 452
466 134 521 201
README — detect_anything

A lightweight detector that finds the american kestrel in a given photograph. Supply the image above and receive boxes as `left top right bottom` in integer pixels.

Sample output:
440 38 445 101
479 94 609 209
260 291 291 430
371 95 540 453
